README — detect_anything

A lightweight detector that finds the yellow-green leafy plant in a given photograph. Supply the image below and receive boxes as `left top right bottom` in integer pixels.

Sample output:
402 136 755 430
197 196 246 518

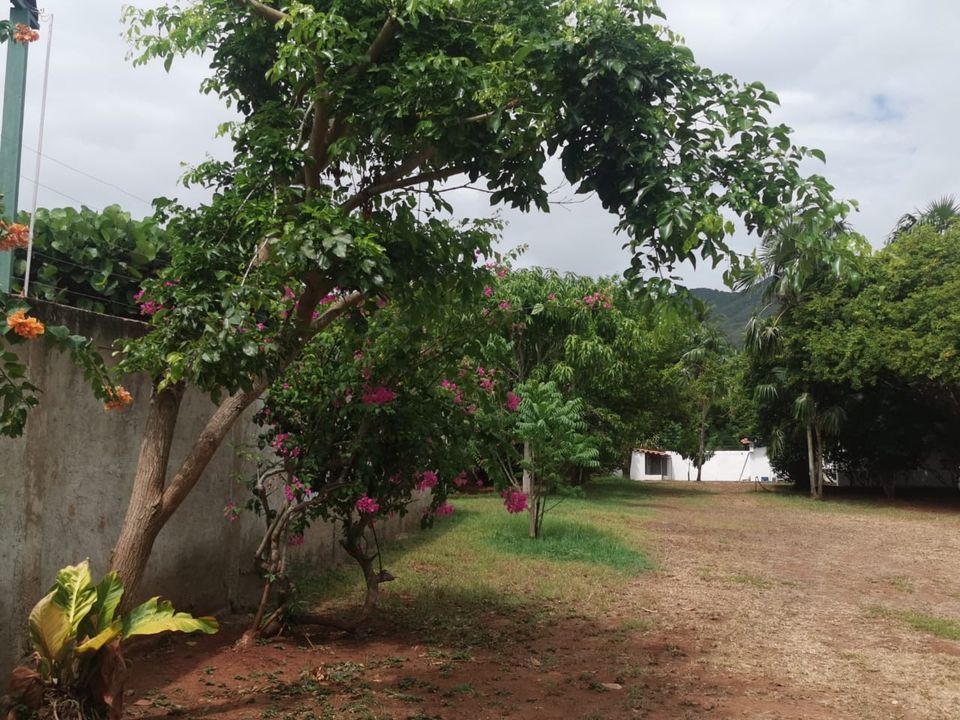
2 560 218 720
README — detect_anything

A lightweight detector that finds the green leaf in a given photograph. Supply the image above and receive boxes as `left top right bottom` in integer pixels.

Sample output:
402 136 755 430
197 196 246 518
52 560 98 636
29 591 71 668
121 597 219 639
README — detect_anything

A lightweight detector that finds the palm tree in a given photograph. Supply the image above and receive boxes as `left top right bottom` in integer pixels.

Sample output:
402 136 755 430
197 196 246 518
738 209 862 492
889 195 960 241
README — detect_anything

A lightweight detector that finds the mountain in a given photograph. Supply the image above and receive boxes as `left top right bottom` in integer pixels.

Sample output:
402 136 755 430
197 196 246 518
689 283 768 347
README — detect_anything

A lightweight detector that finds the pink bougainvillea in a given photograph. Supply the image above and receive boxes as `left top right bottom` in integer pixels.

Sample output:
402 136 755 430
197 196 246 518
416 470 439 491
434 502 455 517
362 386 397 405
483 286 493 297
287 534 305 547
505 391 522 412
452 471 470 487
501 488 528 514
356 495 380 514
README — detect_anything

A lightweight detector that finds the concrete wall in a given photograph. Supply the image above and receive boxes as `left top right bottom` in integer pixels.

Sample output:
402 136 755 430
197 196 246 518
630 447 778 482
0 302 426 675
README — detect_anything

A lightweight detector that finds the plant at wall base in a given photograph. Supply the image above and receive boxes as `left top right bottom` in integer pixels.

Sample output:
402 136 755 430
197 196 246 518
238 293 478 642
0 560 218 720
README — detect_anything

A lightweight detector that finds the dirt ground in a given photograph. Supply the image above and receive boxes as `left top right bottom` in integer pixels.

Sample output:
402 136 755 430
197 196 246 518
125 483 960 719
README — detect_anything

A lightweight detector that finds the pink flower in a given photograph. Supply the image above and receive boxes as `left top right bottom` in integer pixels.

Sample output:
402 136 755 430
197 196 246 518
501 489 528 514
356 495 380 514
376 297 387 308
287 534 305 547
256 322 267 332
477 367 486 376
453 472 469 488
483 286 493 298
466 404 477 415
223 500 239 522
434 502 455 517
498 301 511 311
354 351 364 361
283 286 297 300
480 378 495 392
506 391 521 412
283 484 296 502
163 280 178 287
362 386 397 405
139 300 164 316
416 470 439 492
496 268 507 278
547 293 557 301
133 289 145 302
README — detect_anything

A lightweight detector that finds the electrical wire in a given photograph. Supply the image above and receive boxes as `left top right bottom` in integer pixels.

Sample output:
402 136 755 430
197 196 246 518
21 144 155 208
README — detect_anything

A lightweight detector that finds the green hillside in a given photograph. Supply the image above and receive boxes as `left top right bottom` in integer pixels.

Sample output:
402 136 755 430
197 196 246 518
690 283 768 346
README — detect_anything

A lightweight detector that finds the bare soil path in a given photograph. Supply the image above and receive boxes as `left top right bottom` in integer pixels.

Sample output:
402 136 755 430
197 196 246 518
125 483 960 719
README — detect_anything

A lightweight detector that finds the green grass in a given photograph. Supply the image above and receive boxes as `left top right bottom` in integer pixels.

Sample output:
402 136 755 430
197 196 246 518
866 605 960 640
484 514 651 573
295 477 655 640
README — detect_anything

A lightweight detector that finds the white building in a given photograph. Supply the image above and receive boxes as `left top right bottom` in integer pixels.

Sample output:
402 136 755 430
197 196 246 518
630 444 779 483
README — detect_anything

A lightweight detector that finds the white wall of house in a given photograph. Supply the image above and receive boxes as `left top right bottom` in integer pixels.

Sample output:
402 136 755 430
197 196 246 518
630 447 778 483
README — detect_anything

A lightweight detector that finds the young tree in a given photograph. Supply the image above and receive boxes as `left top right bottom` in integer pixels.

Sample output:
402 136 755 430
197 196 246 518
110 0 846 597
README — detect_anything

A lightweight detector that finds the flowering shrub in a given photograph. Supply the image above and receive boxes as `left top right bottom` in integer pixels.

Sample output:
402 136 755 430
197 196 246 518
239 291 480 637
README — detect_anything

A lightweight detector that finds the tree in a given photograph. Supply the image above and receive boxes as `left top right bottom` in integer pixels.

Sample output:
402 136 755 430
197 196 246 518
889 194 960 241
677 323 733 482
109 0 846 597
738 210 867 496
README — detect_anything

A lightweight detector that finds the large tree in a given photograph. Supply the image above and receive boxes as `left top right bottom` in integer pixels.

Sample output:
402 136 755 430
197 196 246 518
109 0 846 597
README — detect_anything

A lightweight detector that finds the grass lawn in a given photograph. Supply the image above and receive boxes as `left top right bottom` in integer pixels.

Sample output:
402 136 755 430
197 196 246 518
297 477 656 643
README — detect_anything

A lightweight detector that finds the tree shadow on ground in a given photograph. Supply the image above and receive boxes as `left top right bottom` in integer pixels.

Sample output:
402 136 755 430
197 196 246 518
126 583 699 720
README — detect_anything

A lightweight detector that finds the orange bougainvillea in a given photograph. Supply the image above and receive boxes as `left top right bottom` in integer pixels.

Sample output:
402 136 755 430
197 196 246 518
103 384 134 412
0 223 30 251
6 309 44 338
13 23 39 43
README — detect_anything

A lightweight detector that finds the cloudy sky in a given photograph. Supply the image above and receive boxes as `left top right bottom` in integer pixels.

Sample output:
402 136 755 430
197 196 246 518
2 1 957 288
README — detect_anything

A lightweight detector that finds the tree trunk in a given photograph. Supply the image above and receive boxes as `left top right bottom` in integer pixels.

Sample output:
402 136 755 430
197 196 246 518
110 384 184 604
522 441 536 539
814 424 825 500
111 381 265 600
805 422 817 499
696 400 707 482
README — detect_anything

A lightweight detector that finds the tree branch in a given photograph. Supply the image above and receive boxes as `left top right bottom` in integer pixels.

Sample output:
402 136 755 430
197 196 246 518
235 0 288 24
340 165 467 214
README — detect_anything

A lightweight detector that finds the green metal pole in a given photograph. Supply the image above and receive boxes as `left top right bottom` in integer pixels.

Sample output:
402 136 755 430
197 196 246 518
0 6 31 293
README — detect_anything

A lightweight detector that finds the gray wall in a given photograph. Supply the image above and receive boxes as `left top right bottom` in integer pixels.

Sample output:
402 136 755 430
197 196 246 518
0 302 425 675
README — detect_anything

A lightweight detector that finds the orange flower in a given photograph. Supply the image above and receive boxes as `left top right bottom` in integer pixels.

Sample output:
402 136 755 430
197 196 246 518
13 23 39 43
0 223 30 251
6 309 44 338
103 384 134 412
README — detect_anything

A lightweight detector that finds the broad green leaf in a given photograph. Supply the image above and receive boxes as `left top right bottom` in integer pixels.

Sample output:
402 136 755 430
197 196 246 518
121 597 219 639
52 560 97 636
91 572 125 630
29 591 71 665
76 620 122 655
